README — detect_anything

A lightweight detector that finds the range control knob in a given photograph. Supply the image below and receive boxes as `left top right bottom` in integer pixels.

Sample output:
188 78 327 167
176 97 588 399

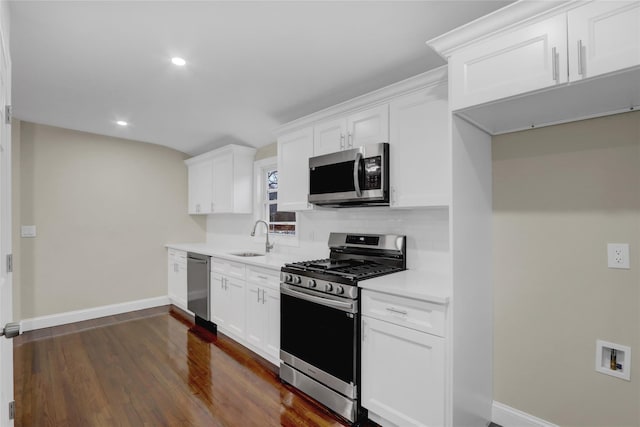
293 276 302 284
335 285 344 295
307 279 316 288
325 283 333 292
283 274 292 283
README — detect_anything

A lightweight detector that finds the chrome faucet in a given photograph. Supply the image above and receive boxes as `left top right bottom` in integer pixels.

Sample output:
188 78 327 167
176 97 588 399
251 220 274 253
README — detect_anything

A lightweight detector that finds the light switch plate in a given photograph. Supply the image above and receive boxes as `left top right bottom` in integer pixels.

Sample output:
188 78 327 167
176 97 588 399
21 225 36 238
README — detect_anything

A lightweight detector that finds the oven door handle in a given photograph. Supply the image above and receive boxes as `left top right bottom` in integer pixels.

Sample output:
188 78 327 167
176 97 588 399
280 285 355 311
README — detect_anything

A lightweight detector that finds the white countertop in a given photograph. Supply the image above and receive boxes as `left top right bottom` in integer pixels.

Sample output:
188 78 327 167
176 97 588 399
358 269 451 304
167 243 451 304
166 242 309 270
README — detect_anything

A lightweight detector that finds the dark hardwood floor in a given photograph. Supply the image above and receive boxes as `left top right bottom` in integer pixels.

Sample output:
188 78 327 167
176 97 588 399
14 305 370 427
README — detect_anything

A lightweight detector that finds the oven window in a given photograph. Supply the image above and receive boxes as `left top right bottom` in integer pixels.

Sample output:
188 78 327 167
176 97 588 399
280 293 356 384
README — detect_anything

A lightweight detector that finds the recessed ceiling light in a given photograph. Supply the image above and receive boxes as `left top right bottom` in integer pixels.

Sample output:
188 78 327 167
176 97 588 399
116 120 128 126
171 57 186 66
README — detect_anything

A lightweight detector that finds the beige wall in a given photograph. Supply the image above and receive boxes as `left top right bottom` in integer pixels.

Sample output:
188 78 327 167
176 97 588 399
493 111 640 426
16 121 206 319
255 142 276 161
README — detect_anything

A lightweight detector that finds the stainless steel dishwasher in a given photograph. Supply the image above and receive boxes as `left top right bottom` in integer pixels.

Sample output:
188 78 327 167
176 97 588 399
187 252 216 332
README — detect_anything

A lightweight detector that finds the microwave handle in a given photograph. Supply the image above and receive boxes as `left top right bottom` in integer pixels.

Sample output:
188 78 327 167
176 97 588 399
353 151 362 197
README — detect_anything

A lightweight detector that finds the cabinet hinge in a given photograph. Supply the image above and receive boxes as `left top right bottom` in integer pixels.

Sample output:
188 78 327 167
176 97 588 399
4 105 11 124
9 401 15 420
6 254 12 273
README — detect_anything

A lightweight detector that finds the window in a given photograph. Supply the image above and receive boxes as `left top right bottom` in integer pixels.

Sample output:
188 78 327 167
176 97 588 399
256 158 296 237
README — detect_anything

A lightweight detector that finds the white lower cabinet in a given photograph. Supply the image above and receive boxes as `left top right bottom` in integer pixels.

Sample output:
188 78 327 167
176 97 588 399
210 257 246 341
361 290 446 427
245 266 281 364
167 249 187 311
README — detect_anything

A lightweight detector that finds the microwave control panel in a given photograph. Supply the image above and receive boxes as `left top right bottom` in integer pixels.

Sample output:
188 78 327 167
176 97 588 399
363 156 382 190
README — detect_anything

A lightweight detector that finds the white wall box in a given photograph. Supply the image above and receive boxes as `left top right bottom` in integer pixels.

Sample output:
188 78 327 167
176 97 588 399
167 249 188 311
185 144 256 215
210 257 246 341
276 66 450 210
361 291 446 427
244 266 281 365
429 0 640 135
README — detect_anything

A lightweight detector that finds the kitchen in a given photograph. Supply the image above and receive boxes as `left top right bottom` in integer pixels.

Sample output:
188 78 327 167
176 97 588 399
2 1 640 427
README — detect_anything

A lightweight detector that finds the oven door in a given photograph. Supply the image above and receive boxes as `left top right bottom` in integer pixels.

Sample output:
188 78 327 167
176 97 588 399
280 283 358 398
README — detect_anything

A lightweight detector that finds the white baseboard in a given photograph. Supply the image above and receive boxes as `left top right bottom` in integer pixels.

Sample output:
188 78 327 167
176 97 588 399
19 296 171 332
492 402 557 427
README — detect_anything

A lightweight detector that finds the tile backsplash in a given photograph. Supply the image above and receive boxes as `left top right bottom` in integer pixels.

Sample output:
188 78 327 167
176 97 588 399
206 207 450 273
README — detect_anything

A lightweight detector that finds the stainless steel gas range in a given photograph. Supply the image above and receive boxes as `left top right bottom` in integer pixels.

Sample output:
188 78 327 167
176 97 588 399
279 232 406 425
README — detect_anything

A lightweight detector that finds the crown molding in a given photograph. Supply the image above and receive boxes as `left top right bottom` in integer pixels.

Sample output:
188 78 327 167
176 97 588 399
275 65 447 136
427 0 581 58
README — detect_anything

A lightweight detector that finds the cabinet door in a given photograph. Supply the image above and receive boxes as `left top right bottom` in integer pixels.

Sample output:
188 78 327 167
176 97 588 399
389 84 450 208
361 316 445 427
263 286 280 361
211 150 234 213
167 251 178 300
277 127 314 211
568 1 640 82
314 118 347 155
187 160 213 214
245 283 265 349
449 13 568 111
210 273 226 327
346 104 389 148
225 277 246 339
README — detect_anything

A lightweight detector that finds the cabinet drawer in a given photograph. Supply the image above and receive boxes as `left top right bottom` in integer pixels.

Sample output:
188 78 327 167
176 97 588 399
362 290 445 337
246 266 280 289
211 257 246 279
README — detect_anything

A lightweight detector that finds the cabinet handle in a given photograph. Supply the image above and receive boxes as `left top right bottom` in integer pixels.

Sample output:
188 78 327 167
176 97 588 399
257 275 268 280
577 40 584 76
362 320 367 342
386 307 408 316
551 47 559 83
347 132 353 148
256 288 260 302
211 202 214 212
339 134 345 150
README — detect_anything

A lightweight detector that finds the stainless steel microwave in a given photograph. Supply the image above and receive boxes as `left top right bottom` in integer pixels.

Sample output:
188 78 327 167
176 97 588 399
308 142 389 207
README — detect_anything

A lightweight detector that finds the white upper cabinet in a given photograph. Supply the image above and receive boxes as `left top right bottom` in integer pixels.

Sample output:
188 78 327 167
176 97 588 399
449 13 567 111
429 0 640 135
185 144 256 215
567 1 640 82
187 159 213 214
277 126 314 211
313 117 348 156
346 104 389 148
313 105 389 156
211 149 234 213
389 82 449 208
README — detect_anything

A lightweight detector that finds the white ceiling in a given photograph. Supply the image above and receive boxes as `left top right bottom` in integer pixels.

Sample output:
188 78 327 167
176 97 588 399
9 1 512 156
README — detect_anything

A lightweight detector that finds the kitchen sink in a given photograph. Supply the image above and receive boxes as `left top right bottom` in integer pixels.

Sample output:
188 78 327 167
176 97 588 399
229 251 265 257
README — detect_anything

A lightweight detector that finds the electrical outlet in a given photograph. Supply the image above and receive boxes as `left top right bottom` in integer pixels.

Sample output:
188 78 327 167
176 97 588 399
607 243 630 269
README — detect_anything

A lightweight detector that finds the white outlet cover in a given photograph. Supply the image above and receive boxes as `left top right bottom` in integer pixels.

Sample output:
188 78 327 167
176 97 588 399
607 243 630 269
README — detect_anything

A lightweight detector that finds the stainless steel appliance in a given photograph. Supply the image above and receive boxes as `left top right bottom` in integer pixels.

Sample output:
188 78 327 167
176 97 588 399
279 233 406 424
308 142 389 207
187 252 216 332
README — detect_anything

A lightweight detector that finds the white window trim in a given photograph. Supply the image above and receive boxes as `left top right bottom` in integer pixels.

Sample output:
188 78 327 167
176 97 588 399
253 157 299 247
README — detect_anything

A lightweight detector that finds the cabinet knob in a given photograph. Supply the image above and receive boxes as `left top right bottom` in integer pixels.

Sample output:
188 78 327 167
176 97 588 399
325 283 333 292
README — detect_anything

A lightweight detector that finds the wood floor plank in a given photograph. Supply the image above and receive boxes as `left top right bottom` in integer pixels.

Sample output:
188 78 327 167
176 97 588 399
14 306 372 427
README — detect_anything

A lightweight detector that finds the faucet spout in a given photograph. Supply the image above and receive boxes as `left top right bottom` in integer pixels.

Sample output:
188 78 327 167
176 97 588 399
251 220 274 253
